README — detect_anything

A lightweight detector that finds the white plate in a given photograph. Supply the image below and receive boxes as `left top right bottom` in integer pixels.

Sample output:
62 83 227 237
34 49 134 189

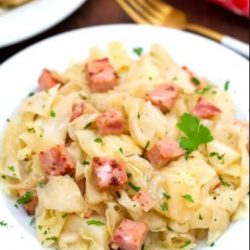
0 24 249 250
0 0 87 48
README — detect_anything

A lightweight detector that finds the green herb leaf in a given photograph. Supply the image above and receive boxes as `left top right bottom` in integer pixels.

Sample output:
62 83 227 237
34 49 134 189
28 92 35 97
85 122 92 129
8 166 15 172
210 242 215 247
191 77 201 86
133 47 143 56
177 113 213 154
83 161 90 166
50 110 56 118
127 172 132 178
144 141 150 150
94 138 104 145
196 86 212 95
180 240 192 249
219 176 231 187
87 220 105 226
163 192 171 200
0 220 8 227
46 236 58 242
6 118 10 123
137 112 141 119
224 80 230 91
210 152 225 163
119 148 124 154
128 182 141 192
160 202 168 212
16 192 33 205
182 194 194 203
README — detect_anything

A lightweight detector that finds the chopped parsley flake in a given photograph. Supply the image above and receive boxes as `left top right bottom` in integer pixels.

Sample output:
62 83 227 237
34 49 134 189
8 166 15 172
210 152 225 163
224 80 230 91
0 220 8 227
16 192 33 205
83 161 90 166
94 138 104 145
163 192 171 200
119 148 124 154
160 202 168 212
167 226 174 232
85 122 92 129
87 220 105 226
182 194 194 203
28 92 35 97
127 172 132 178
219 176 231 187
128 182 141 192
6 118 10 123
133 47 143 56
1 175 6 180
137 113 141 119
50 110 56 118
180 240 192 249
199 213 203 220
62 213 68 218
144 141 150 150
172 77 178 81
196 85 212 95
38 183 45 188
45 236 58 242
38 225 43 230
177 113 213 154
191 77 201 86
210 242 215 247
27 127 36 133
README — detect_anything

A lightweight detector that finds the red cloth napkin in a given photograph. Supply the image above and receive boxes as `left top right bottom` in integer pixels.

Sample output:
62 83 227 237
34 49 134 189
209 0 249 17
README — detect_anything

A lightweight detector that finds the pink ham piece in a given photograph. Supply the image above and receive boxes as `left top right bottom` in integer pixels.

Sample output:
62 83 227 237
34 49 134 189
112 219 148 250
92 157 128 190
146 139 185 168
96 110 125 135
38 69 60 91
132 189 156 212
146 83 180 112
193 97 221 119
86 58 118 92
18 190 38 216
70 100 96 122
39 145 75 176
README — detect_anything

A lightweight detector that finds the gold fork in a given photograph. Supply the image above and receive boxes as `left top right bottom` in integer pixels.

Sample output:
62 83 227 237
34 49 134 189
115 0 249 58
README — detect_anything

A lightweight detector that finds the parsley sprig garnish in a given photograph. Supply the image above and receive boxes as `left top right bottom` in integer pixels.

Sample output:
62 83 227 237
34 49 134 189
177 113 213 155
133 47 144 57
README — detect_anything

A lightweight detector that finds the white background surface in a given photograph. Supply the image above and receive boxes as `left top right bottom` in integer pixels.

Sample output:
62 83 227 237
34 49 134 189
0 0 87 48
0 24 249 250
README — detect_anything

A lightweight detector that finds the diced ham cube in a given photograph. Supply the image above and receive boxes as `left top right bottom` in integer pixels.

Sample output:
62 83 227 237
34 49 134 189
132 189 155 212
112 219 148 250
193 97 221 119
92 157 128 190
96 110 125 135
38 69 60 91
70 100 96 122
39 145 75 176
18 190 38 216
146 83 180 112
86 58 118 93
146 139 185 168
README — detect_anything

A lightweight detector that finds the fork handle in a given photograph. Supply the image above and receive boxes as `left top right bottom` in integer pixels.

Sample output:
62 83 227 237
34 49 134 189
185 23 249 58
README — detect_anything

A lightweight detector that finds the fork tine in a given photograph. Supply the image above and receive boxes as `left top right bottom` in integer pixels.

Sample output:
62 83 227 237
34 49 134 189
145 0 173 13
135 0 167 19
115 0 150 24
126 0 163 25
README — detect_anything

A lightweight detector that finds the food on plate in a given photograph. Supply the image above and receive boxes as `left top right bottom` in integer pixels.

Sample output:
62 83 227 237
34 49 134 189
0 0 31 8
0 42 249 250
